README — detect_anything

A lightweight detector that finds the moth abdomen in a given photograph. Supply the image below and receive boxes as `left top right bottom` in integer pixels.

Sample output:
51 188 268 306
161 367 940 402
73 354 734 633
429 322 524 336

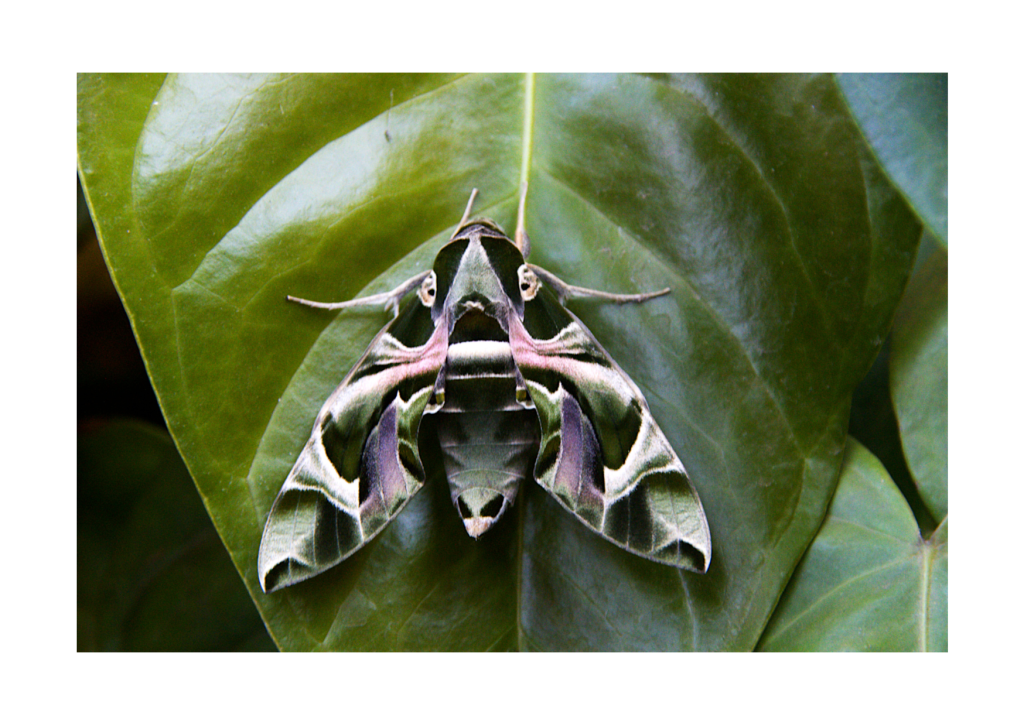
428 334 540 537
434 407 540 537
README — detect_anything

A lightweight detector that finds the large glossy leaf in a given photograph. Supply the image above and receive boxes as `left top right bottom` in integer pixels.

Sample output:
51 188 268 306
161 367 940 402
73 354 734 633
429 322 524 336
758 439 947 651
890 244 948 523
78 73 920 650
838 73 948 246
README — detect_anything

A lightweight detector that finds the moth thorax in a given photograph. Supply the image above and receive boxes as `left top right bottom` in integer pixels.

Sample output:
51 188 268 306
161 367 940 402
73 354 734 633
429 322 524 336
431 338 540 538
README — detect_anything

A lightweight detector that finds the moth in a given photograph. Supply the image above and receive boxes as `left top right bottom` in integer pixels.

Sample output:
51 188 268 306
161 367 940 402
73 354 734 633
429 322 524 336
258 186 711 592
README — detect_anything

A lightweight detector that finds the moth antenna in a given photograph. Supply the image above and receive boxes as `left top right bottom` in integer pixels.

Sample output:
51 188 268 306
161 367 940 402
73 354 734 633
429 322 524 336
528 265 671 305
452 188 479 239
514 181 531 258
286 271 430 320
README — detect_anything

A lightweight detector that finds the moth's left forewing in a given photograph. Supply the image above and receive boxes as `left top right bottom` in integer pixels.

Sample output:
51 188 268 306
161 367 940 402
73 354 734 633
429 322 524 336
509 289 711 573
258 308 447 592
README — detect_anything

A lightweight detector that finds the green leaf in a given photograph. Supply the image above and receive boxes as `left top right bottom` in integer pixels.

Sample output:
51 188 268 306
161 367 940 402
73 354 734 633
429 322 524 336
838 73 948 246
890 244 948 523
758 439 947 651
78 420 275 651
78 73 920 650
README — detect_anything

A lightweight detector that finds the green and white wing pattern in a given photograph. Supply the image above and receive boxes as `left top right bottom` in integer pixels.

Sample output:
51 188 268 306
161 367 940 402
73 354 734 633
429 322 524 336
509 291 711 572
258 188 712 592
257 314 448 592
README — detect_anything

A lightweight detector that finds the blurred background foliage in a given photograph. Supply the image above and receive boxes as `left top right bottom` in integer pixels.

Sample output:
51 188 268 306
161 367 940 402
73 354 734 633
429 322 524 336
78 180 276 650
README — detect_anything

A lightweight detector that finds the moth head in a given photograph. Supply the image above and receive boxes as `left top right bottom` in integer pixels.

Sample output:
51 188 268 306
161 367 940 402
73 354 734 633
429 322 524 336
451 218 506 241
431 225 530 326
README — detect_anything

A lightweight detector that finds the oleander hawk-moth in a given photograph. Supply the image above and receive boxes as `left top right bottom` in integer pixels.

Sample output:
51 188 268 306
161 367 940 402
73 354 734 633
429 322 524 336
257 186 711 592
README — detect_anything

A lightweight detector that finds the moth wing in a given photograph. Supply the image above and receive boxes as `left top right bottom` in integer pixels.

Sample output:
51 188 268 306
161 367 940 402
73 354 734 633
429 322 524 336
258 318 448 592
509 298 711 572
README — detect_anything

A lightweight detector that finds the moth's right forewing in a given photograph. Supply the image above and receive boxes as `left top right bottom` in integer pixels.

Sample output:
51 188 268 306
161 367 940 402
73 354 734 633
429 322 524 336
258 311 448 593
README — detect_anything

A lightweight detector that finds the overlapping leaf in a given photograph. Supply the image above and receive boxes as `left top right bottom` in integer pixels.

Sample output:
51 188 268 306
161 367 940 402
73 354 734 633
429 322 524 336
891 245 948 522
838 73 948 246
758 439 947 651
78 74 920 650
